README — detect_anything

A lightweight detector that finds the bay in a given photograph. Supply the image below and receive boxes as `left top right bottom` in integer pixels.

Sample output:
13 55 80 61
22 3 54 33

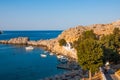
0 31 66 80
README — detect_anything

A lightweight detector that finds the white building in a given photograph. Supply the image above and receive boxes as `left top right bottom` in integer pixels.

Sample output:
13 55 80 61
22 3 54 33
63 42 75 53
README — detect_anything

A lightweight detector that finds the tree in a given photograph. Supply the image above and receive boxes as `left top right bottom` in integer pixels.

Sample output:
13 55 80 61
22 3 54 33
101 28 120 64
82 30 97 40
58 39 67 46
73 30 97 50
114 28 120 48
102 46 119 64
74 28 120 79
113 27 120 35
75 30 103 80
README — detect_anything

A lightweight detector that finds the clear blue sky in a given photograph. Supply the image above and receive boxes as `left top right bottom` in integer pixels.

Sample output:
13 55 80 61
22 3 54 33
0 0 120 30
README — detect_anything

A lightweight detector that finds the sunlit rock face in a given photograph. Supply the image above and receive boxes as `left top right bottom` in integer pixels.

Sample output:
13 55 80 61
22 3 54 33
48 20 120 59
58 20 120 43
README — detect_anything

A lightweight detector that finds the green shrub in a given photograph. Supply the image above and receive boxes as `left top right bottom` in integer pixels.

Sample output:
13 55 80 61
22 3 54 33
58 39 66 46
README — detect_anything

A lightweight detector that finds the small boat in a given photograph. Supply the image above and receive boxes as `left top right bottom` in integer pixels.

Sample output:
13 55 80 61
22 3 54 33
25 46 34 50
40 54 47 57
59 57 68 63
57 55 64 59
57 55 68 63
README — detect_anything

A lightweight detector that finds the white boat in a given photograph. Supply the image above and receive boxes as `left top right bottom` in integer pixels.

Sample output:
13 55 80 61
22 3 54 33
40 54 47 57
57 55 68 63
57 55 64 59
25 46 34 50
59 57 68 63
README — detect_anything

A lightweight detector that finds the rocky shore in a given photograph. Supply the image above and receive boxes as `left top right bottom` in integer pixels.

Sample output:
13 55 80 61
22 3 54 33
0 37 77 59
0 20 120 59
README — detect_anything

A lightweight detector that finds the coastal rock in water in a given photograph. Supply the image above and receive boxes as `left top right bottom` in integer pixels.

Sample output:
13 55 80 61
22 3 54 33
7 37 29 45
0 40 8 44
27 41 38 46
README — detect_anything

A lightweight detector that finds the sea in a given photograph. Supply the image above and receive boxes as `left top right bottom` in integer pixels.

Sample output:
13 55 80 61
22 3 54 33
0 31 66 80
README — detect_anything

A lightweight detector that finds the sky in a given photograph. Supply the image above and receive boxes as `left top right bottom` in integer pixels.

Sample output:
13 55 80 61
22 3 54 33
0 0 120 30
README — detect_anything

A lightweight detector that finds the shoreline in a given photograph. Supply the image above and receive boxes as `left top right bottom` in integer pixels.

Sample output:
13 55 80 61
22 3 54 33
0 37 77 60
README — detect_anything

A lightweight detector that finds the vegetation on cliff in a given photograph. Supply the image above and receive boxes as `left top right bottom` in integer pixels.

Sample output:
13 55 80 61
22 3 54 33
74 28 120 79
81 30 97 40
101 28 120 64
74 30 103 80
58 39 67 46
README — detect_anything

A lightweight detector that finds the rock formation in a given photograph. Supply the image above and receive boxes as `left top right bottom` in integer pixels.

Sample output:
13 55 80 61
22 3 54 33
0 37 29 45
0 20 120 59
58 20 120 42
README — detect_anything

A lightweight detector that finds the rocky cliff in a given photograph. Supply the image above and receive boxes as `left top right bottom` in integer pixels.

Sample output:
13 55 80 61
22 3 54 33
44 20 120 59
0 20 120 59
58 20 120 42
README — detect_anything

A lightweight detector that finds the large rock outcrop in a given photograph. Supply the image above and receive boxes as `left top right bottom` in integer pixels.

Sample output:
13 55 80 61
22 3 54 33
45 20 120 59
58 20 120 42
0 37 29 45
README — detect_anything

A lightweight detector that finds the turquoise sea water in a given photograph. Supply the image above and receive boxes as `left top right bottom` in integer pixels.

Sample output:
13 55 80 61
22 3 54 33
0 31 66 80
